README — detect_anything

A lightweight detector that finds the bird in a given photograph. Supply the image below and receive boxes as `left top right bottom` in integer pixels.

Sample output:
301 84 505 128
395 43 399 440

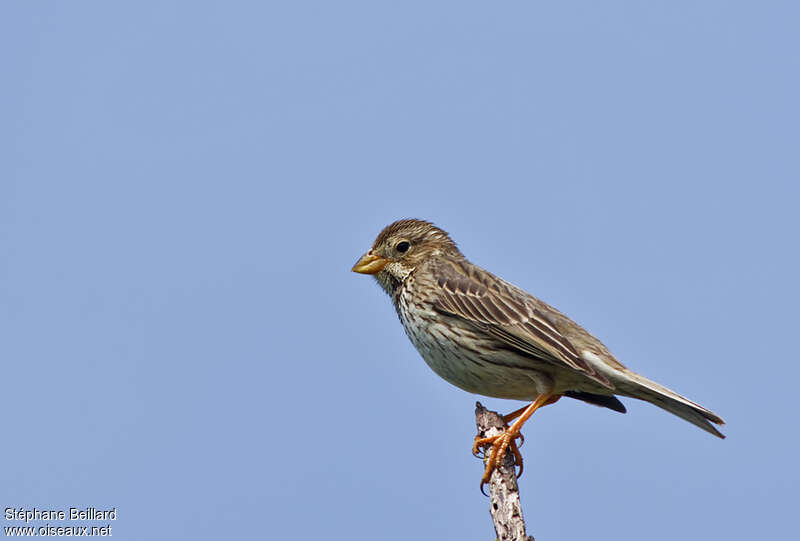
352 219 725 489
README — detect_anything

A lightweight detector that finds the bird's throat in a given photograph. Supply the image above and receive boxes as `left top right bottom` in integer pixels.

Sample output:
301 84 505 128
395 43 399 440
374 270 402 297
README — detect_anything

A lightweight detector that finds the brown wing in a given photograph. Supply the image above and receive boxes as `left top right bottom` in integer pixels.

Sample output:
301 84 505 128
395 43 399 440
431 260 614 390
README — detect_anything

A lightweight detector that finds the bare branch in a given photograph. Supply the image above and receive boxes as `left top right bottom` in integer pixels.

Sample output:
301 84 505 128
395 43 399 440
474 402 534 541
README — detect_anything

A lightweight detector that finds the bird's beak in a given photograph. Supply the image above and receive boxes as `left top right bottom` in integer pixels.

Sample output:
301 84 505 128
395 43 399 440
352 251 388 274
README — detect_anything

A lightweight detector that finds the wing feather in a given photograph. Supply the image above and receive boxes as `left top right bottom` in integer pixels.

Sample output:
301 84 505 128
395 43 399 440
431 261 613 389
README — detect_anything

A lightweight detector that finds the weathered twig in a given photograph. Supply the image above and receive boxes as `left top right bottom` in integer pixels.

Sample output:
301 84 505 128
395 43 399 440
474 402 534 541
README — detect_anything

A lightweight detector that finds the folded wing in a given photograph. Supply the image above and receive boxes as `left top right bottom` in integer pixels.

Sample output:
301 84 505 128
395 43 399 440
431 261 614 390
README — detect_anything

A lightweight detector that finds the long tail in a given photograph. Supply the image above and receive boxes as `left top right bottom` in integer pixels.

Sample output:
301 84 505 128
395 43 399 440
618 372 725 439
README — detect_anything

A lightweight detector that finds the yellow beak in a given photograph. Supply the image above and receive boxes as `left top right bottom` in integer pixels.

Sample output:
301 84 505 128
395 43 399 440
352 252 388 274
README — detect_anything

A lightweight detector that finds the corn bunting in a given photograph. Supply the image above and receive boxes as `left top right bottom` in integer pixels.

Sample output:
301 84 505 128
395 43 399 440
352 219 724 489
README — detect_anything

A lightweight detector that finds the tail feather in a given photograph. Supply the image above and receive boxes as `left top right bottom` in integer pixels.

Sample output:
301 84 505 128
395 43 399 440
564 391 627 413
619 373 725 439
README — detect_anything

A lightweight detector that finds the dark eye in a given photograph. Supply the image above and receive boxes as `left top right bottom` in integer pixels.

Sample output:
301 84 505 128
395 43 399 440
396 241 410 253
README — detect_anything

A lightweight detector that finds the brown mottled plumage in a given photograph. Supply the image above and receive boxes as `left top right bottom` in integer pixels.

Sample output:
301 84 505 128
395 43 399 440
352 219 724 486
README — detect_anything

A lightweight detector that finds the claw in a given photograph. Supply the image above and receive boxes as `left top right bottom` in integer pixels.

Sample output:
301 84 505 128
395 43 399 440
473 428 524 494
511 442 524 478
472 436 485 457
472 391 555 493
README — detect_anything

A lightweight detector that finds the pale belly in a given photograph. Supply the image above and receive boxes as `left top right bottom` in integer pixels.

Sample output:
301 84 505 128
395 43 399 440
396 295 554 400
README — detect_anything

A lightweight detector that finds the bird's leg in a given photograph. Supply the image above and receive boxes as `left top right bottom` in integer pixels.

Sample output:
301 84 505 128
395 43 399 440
499 395 561 450
502 395 561 423
472 391 555 490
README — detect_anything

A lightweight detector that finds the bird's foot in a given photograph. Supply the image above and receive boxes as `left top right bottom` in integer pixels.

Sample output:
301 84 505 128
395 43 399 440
471 393 555 493
472 427 524 493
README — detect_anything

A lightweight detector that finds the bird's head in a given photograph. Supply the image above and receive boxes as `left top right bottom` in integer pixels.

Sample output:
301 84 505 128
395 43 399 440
352 219 460 295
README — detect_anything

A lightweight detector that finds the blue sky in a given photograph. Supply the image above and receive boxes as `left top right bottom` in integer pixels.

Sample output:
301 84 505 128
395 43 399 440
2 2 798 539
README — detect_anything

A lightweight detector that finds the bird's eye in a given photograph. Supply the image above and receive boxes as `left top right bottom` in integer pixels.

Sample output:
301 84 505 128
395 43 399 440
396 241 410 253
